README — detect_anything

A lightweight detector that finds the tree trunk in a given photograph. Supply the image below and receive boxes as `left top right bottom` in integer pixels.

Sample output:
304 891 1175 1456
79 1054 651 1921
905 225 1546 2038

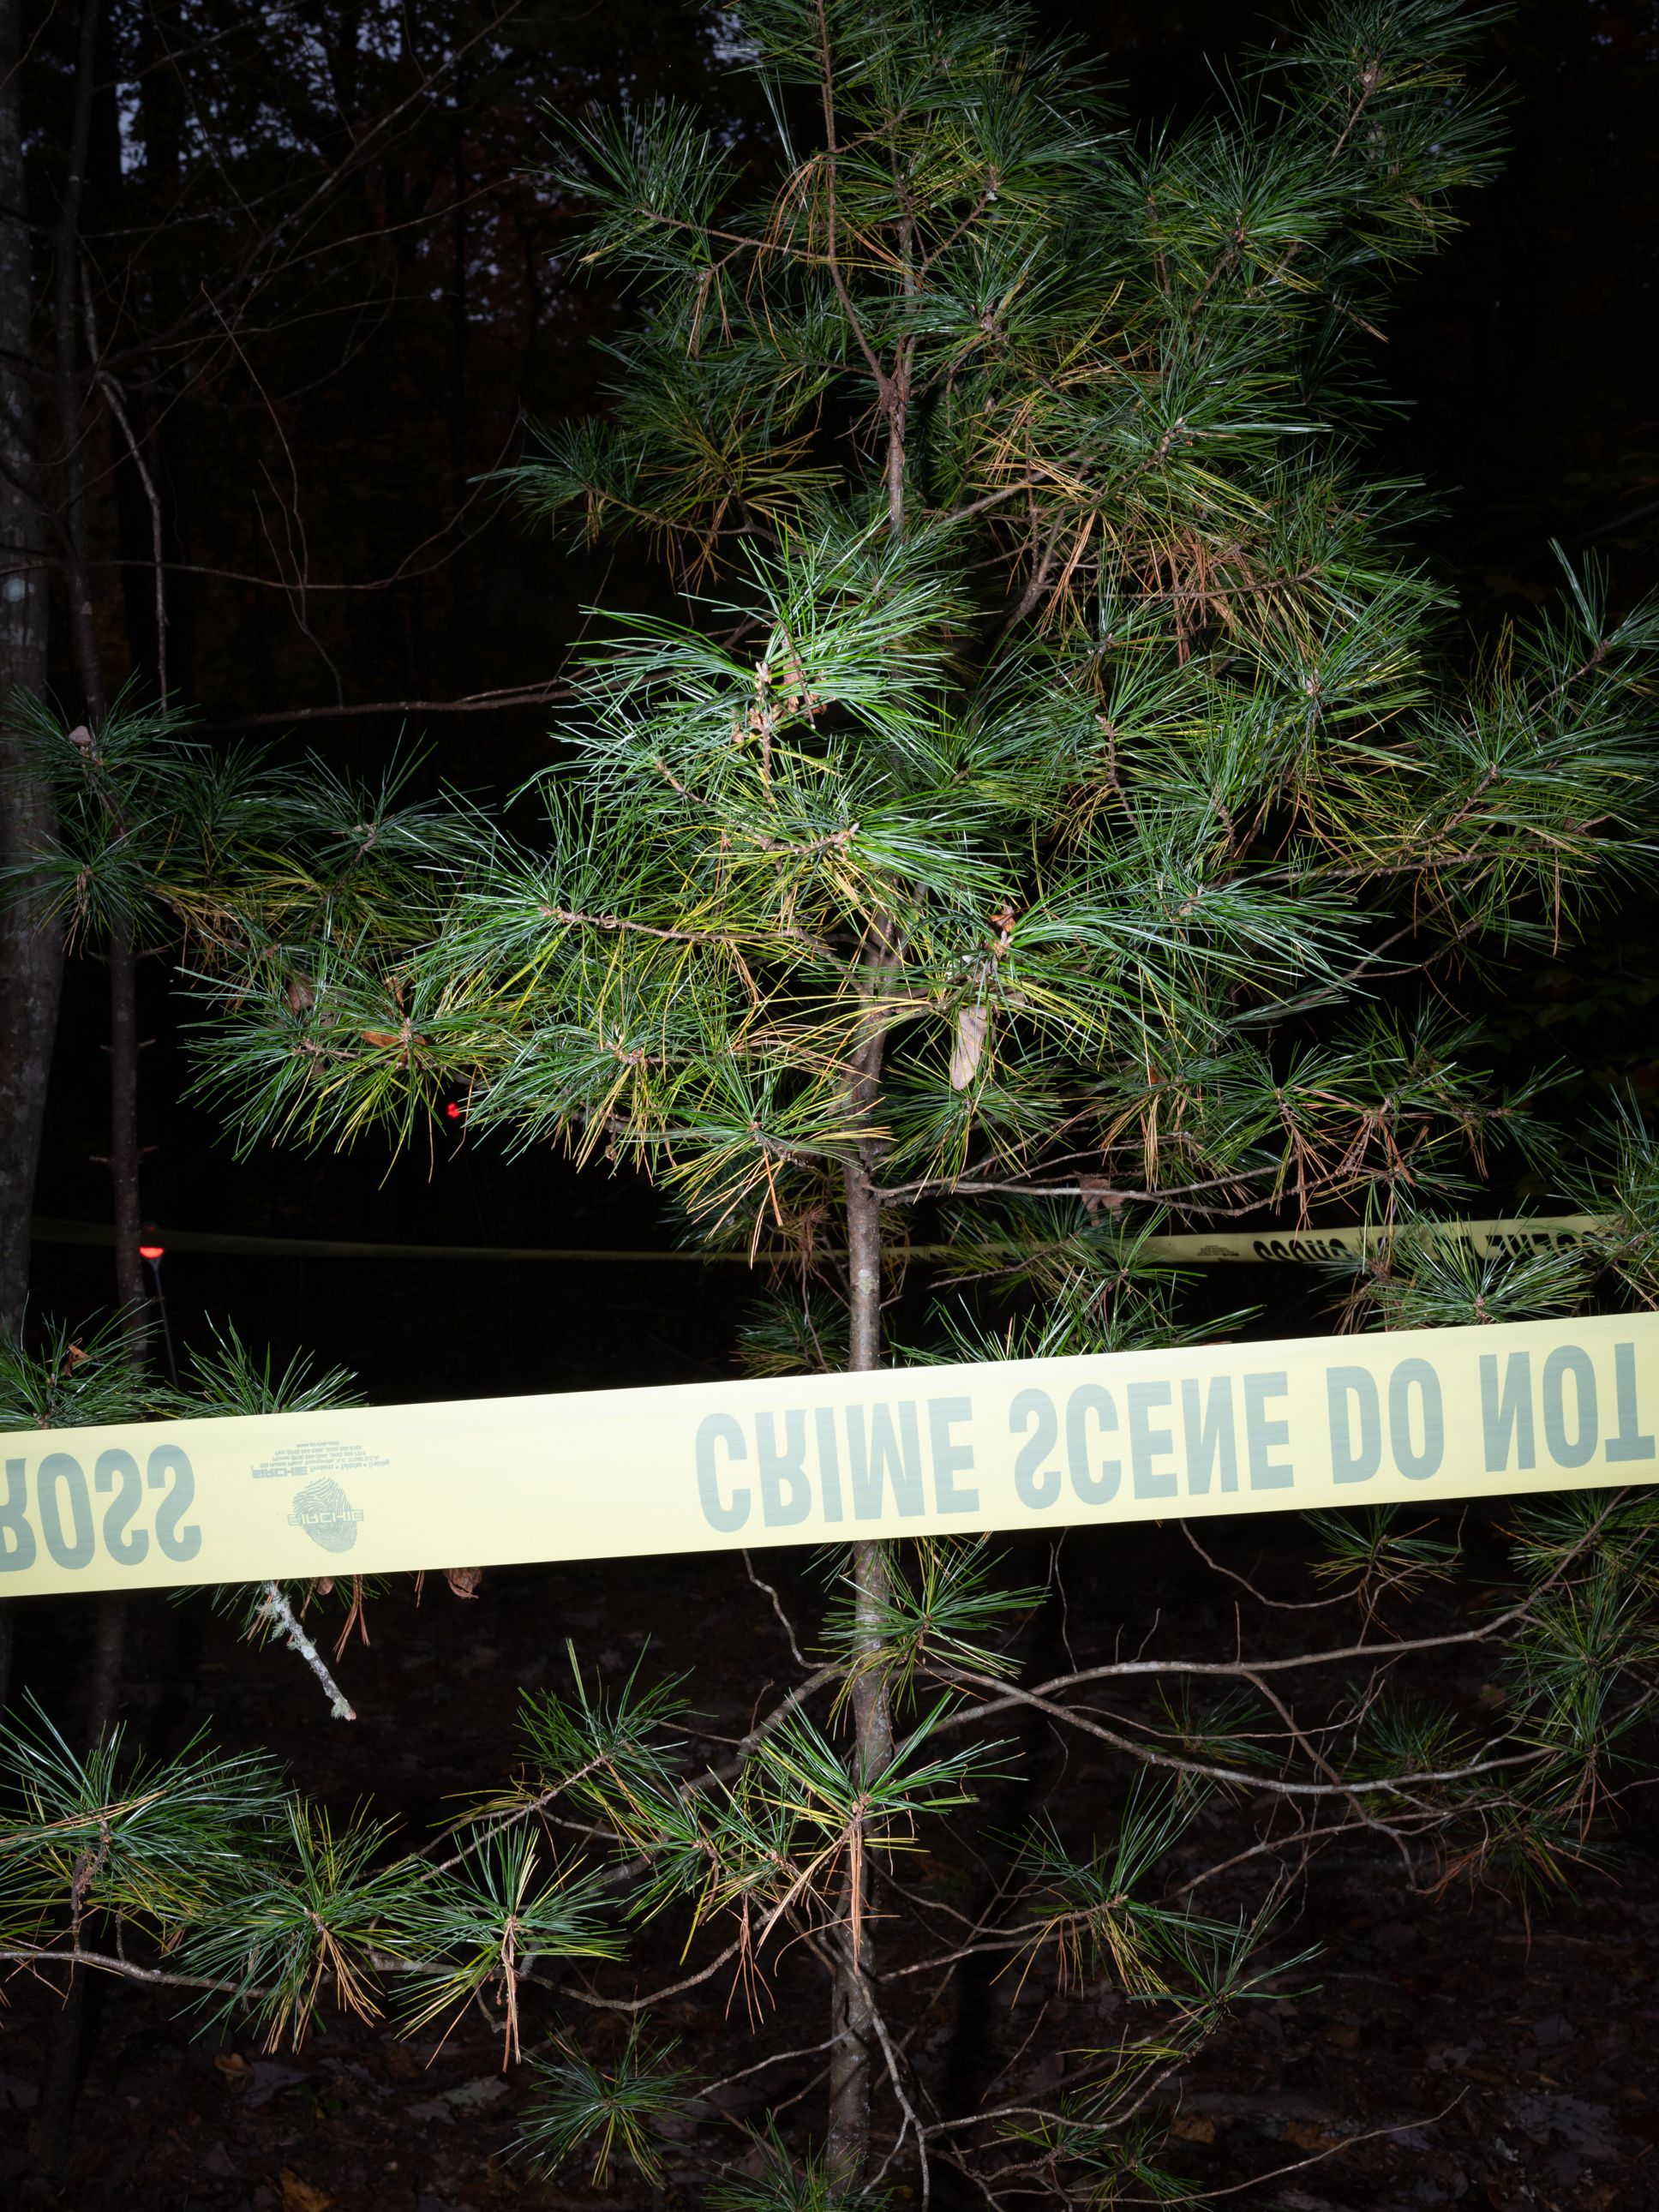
52 0 129 1738
96 910 140 1731
135 0 193 700
818 24 913 2155
0 0 55 1729
53 0 105 728
827 941 896 2182
827 1159 895 2181
0 0 57 1347
107 918 142 1314
32 8 124 2182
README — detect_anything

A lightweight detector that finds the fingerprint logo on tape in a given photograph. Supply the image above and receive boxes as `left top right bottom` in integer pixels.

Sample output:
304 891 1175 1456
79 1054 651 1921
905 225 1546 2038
289 1477 364 1554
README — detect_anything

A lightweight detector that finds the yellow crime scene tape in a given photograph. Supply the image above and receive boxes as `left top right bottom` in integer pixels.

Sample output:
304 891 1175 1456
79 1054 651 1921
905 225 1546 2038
2 1310 1654 1598
29 1211 1613 1266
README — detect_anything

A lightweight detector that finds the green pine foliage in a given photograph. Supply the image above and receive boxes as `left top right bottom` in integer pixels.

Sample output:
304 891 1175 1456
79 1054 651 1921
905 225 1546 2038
183 3 1655 1333
708 2119 887 2210
8 3 1659 2204
516 2025 692 2186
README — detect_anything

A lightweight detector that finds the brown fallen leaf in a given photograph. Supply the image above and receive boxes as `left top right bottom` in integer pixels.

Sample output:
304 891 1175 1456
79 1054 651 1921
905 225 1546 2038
213 2051 249 2092
1576 2185 1618 2212
1284 2119 1345 2152
1168 2113 1217 2144
1325 2020 1361 2047
278 2172 332 2212
445 1565 484 1599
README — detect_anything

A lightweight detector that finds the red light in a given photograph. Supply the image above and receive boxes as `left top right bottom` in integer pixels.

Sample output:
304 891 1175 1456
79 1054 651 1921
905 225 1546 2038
139 1244 164 1262
445 1101 462 1120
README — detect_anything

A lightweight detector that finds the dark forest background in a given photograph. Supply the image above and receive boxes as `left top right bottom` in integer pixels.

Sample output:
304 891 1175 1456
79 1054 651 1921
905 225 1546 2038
17 0 1659 1398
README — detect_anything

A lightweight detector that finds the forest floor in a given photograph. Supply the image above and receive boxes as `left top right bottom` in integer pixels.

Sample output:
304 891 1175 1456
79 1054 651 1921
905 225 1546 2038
3 1522 1656 2212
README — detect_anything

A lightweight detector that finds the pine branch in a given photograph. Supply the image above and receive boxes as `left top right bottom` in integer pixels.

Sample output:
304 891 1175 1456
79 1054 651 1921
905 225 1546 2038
255 1582 357 1722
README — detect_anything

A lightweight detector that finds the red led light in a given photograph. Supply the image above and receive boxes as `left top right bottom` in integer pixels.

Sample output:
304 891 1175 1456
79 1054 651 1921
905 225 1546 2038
139 1244 165 1262
446 1101 463 1120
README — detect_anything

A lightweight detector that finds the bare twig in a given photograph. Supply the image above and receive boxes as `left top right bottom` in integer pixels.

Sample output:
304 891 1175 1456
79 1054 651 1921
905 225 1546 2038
255 1582 356 1720
743 1550 810 1670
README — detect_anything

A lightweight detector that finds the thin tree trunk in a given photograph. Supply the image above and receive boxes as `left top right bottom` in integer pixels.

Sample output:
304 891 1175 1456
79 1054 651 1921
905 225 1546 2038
0 0 55 1729
32 6 123 2183
52 0 104 728
53 0 129 1723
827 1161 895 2180
107 919 142 1313
827 937 897 2181
29 905 127 2170
0 0 57 1345
818 5 911 2155
95 909 141 1735
137 1 192 699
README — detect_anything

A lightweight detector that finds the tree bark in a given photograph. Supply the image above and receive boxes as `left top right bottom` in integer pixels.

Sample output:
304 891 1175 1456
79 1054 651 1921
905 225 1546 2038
818 3 911 2134
0 0 56 1735
49 0 132 1344
827 1160 895 2181
827 935 897 2182
0 0 57 1348
51 0 131 1723
32 11 126 2179
54 0 105 728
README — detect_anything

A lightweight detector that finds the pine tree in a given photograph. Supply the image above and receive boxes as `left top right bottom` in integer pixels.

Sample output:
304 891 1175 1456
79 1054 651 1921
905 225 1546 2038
159 0 1659 2197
